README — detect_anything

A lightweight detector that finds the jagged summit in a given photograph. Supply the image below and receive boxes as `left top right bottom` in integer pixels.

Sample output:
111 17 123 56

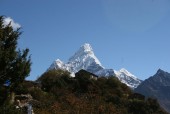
135 69 170 112
48 43 142 89
68 43 102 67
156 69 166 75
80 43 93 52
69 43 93 59
119 68 138 79
114 68 142 88
120 68 133 75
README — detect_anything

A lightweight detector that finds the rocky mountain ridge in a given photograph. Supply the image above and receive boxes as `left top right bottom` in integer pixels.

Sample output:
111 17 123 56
135 69 170 113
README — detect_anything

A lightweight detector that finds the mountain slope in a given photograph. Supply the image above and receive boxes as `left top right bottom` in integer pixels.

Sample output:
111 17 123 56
135 69 170 113
114 68 142 88
48 43 142 88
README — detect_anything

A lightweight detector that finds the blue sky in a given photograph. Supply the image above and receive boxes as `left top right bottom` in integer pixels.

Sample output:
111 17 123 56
0 0 170 80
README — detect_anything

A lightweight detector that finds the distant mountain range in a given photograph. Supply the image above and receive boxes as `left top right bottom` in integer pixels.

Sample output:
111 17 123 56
48 43 142 89
135 69 170 113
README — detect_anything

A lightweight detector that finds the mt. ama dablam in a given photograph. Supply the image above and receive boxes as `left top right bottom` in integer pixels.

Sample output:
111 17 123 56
48 43 142 89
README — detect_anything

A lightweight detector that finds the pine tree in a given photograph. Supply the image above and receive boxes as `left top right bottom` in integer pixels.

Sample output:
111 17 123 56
0 16 31 104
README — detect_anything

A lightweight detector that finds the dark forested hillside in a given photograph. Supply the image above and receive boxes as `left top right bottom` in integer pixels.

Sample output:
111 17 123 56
30 69 167 114
0 69 167 114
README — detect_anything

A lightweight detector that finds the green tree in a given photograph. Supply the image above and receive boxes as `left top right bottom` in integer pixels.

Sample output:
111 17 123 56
37 69 70 92
0 16 31 104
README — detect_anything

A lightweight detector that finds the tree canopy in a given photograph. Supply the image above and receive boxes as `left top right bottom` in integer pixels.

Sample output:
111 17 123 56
34 69 167 114
0 16 31 91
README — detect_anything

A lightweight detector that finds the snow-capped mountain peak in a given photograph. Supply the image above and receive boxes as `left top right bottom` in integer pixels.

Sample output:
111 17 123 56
55 59 63 64
114 68 142 89
48 43 142 89
49 59 64 69
81 43 93 52
119 68 137 79
120 68 131 74
68 43 102 67
49 43 104 74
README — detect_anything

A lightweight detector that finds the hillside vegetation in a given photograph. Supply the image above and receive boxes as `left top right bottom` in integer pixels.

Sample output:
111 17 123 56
0 69 167 114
